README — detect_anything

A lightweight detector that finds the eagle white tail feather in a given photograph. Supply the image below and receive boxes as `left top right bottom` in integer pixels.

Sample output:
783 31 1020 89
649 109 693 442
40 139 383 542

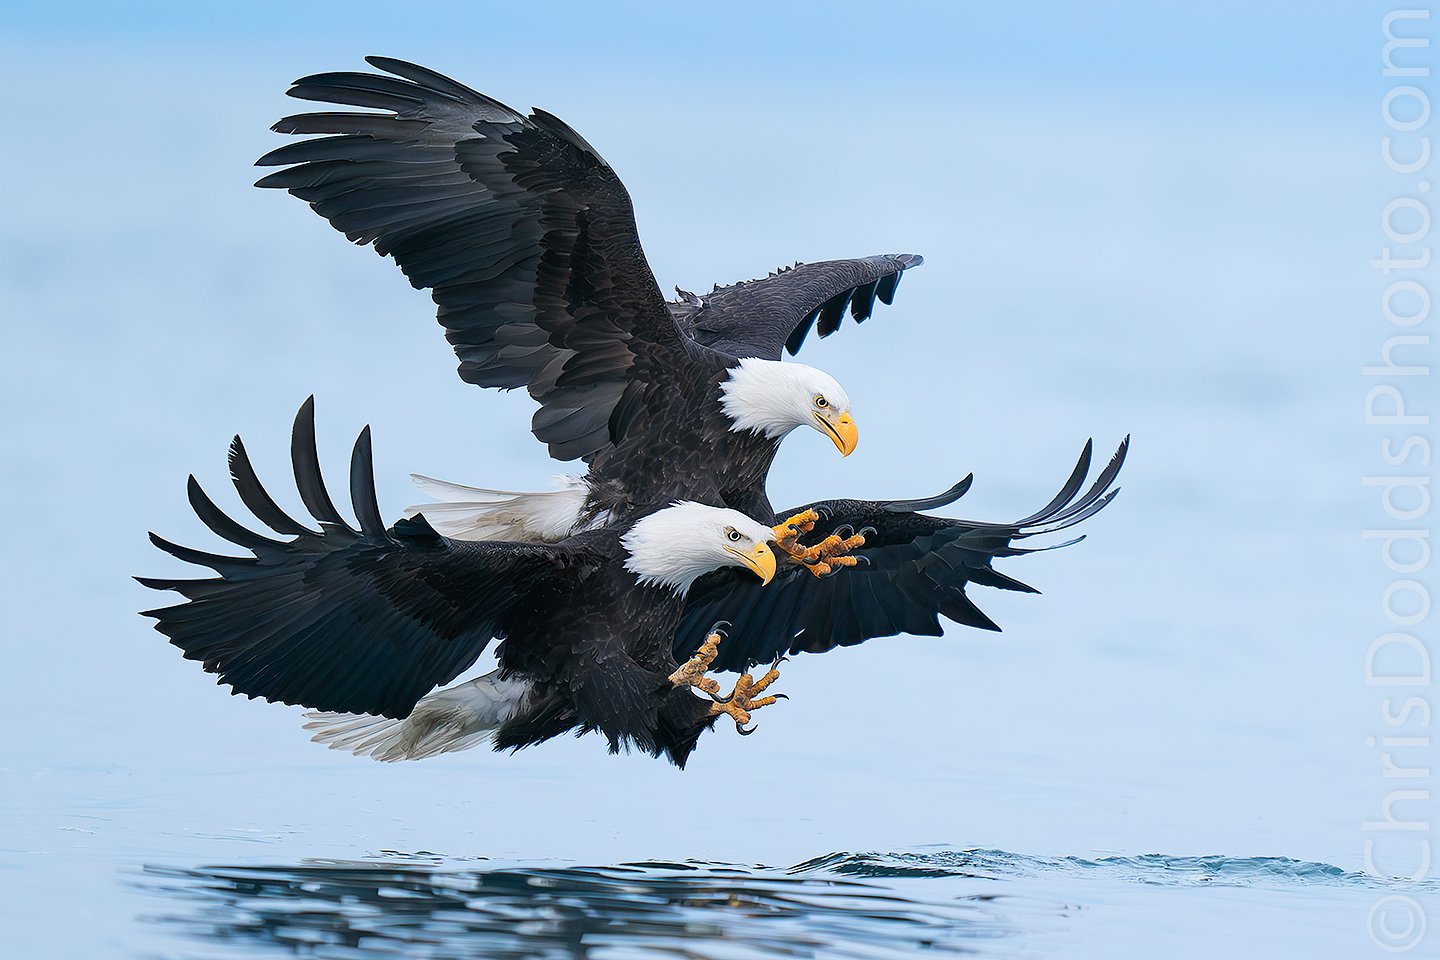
404 474 591 542
303 673 534 761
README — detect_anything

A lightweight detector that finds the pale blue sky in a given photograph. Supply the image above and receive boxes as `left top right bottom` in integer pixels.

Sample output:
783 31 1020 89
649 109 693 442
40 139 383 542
4 1 1377 96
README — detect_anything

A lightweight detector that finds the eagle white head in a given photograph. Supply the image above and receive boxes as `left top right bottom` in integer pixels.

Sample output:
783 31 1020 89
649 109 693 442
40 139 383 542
622 502 777 596
718 358 858 455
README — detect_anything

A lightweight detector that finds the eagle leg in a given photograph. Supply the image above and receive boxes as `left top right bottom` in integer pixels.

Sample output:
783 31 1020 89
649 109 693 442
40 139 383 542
668 624 727 700
772 509 867 579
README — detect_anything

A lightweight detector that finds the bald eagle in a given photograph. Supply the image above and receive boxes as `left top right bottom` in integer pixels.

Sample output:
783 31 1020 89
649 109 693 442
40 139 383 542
300 440 1111 759
254 57 922 569
305 440 1123 762
139 400 788 767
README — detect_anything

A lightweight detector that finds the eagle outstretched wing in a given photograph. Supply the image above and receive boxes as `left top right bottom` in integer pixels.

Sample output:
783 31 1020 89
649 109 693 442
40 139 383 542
139 399 593 719
675 439 1128 673
255 58 694 462
676 254 923 359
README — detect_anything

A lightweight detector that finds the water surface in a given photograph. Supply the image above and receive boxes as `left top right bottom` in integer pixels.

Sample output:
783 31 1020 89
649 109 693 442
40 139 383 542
133 850 1411 958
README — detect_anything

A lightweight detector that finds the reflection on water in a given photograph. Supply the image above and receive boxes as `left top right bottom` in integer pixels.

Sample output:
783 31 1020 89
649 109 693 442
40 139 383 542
136 854 1063 959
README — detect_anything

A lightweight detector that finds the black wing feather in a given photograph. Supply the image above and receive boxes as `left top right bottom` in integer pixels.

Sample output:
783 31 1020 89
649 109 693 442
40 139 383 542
227 436 315 537
185 476 282 552
348 426 388 541
290 396 348 527
848 280 879 321
882 475 974 513
814 290 850 338
1015 440 1091 524
876 268 903 305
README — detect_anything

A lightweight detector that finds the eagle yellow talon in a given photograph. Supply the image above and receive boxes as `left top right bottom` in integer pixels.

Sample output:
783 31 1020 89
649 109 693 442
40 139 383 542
770 513 867 578
772 509 819 543
705 657 786 732
670 629 787 734
806 553 861 579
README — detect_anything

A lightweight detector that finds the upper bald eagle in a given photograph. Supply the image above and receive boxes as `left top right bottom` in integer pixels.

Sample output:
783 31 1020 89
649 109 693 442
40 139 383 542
254 56 919 542
139 401 786 767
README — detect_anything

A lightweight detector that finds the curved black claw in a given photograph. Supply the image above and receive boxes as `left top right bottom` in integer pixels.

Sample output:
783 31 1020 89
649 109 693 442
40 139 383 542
709 688 735 705
818 564 844 579
833 524 855 539
773 693 790 701
857 526 877 539
773 655 789 668
708 620 731 639
736 721 757 736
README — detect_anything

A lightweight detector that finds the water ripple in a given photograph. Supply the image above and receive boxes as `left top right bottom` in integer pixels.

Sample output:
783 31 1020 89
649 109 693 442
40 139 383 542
135 849 1406 958
795 849 1429 890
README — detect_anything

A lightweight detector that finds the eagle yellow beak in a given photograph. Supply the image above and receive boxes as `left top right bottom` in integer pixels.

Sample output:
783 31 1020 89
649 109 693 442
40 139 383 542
729 542 777 585
816 411 858 457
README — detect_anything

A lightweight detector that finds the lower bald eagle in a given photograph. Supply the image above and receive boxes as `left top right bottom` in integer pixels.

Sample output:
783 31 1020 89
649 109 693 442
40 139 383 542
306 440 1126 762
139 400 785 767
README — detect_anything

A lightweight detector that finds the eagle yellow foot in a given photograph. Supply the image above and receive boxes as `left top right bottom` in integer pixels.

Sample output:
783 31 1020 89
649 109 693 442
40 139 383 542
772 508 820 544
668 625 726 700
708 657 787 735
668 622 787 734
771 509 869 579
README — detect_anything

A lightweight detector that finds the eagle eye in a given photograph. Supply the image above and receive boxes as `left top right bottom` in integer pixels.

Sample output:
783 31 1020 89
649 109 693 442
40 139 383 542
814 395 828 408
725 527 743 542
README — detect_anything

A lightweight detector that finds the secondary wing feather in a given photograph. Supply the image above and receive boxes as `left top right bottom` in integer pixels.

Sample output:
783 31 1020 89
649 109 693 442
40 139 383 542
678 254 923 359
